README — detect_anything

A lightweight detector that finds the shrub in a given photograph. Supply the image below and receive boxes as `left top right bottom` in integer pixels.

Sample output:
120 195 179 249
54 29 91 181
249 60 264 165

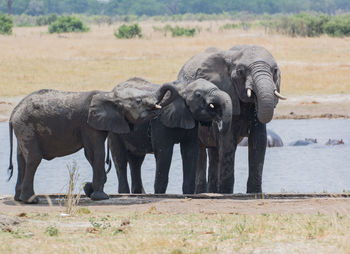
0 12 13 35
45 225 59 237
48 16 89 33
324 14 350 37
169 26 196 37
114 23 142 39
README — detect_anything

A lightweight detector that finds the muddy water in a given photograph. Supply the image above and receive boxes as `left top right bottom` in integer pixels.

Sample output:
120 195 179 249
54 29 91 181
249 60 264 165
0 119 349 195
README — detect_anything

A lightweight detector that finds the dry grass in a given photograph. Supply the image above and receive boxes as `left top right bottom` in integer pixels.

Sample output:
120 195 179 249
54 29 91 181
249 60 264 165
1 210 350 253
1 21 350 97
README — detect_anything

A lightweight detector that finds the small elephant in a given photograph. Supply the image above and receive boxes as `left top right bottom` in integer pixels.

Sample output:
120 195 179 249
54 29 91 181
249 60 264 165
289 138 317 146
94 77 232 195
239 129 283 147
8 81 178 204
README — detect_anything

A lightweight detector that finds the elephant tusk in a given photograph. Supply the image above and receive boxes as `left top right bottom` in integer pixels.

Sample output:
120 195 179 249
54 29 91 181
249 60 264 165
274 90 287 100
247 88 252 98
209 103 215 109
154 104 162 109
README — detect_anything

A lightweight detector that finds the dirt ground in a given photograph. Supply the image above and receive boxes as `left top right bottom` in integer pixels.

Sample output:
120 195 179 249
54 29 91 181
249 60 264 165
1 195 350 215
1 94 350 122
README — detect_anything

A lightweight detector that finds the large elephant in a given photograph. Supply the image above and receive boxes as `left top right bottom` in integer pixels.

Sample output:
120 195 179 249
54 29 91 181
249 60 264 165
178 45 286 193
88 77 232 195
8 80 178 204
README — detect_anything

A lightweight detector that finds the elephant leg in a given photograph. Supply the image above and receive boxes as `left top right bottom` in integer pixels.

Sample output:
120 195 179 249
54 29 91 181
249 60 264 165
83 134 109 200
14 146 25 201
180 134 198 194
109 140 130 194
128 153 146 194
153 144 174 194
208 147 219 193
247 121 267 193
19 143 42 204
218 131 236 194
195 141 207 194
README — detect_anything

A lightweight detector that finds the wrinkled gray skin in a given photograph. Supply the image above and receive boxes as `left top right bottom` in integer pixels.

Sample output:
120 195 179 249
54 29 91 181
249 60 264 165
8 79 178 204
239 129 283 147
84 77 232 195
178 45 282 193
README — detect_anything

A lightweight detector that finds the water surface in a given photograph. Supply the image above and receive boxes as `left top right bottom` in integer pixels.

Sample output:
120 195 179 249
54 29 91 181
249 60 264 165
0 119 349 195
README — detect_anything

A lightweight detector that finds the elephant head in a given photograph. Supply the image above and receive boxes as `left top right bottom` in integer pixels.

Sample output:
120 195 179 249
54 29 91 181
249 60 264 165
87 77 179 133
178 45 286 124
160 79 232 133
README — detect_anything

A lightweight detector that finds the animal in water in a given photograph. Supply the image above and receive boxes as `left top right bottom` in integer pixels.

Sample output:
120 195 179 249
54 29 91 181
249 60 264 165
8 80 178 203
178 45 286 193
238 129 283 147
325 139 344 145
289 138 317 146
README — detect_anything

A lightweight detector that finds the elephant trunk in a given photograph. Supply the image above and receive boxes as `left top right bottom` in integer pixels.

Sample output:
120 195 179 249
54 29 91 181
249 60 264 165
155 84 179 107
250 62 276 124
209 90 232 133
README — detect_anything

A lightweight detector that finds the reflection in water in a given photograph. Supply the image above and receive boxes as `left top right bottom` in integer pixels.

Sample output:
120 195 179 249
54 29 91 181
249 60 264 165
0 119 349 195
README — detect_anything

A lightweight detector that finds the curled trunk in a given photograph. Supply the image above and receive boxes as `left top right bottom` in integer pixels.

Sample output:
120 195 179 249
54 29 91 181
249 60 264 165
155 84 179 107
250 62 276 124
208 90 232 133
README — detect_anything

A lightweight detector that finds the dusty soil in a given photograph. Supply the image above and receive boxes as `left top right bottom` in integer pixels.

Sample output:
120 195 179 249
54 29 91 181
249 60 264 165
1 195 350 215
1 94 349 122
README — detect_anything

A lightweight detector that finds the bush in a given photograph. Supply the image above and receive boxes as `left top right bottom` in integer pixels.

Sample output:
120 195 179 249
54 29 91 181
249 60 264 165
0 12 13 35
48 16 89 33
114 23 142 39
169 26 196 37
324 14 350 37
36 14 58 26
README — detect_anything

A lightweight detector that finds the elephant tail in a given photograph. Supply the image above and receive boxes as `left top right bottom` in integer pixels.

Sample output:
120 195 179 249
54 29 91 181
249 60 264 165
105 139 112 174
8 122 14 181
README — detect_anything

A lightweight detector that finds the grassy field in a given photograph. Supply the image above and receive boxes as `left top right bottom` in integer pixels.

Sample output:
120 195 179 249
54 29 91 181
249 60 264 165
1 21 350 253
1 206 350 254
1 21 350 97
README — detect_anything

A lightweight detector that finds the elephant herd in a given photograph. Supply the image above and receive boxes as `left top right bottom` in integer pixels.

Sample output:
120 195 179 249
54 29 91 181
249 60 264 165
7 45 287 204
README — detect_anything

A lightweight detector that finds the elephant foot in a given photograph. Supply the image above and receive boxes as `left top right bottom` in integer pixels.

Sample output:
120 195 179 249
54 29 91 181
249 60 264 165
14 193 21 201
83 182 94 198
19 194 39 204
90 191 109 201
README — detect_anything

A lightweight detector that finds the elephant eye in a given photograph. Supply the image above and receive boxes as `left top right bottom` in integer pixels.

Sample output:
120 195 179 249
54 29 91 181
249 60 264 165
136 98 142 104
194 91 201 98
236 68 245 78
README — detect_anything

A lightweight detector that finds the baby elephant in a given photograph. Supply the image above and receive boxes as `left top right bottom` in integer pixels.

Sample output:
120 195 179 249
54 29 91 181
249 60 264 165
84 77 232 195
8 81 178 204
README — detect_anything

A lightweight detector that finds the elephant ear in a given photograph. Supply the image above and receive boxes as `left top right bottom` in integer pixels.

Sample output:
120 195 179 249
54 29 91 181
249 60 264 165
87 93 130 134
196 52 240 115
159 97 195 129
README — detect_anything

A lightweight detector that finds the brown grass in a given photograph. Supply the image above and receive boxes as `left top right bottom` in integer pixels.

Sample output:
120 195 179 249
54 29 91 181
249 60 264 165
1 21 350 97
1 210 350 253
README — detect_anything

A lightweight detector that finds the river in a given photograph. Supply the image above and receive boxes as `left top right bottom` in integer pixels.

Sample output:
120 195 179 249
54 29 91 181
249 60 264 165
0 119 349 195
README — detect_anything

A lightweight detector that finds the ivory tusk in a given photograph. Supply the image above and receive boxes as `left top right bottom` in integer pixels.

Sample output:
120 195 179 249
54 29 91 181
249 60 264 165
247 88 252 98
209 103 215 108
155 104 162 109
274 90 287 100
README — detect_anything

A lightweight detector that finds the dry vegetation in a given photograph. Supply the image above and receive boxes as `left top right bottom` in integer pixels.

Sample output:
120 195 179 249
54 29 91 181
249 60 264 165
1 207 350 253
1 21 350 253
1 20 350 97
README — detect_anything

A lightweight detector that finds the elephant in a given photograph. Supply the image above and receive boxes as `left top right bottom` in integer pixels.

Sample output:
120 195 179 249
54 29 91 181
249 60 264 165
84 77 232 195
239 129 283 147
177 45 286 194
289 138 317 146
7 80 178 204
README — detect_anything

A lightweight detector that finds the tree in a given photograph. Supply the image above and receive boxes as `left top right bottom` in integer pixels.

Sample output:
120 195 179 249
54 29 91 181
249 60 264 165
7 0 13 15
